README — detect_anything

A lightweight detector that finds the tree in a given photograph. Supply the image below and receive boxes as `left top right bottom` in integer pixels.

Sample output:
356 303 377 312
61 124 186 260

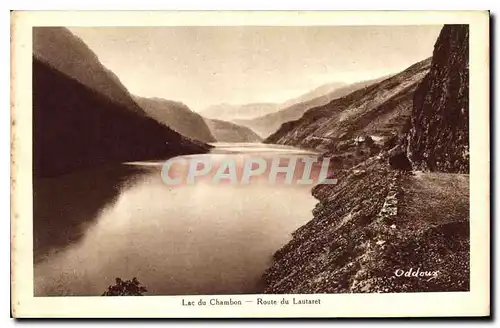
102 277 148 296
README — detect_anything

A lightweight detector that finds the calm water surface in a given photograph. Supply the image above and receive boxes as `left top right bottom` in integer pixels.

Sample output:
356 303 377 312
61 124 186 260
34 143 319 296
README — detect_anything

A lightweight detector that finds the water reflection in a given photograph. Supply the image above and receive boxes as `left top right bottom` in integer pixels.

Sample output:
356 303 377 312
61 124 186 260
33 165 150 263
34 144 318 296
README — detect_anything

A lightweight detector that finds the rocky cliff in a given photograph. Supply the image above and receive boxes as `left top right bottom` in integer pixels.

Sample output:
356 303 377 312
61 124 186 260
406 25 469 173
263 25 470 293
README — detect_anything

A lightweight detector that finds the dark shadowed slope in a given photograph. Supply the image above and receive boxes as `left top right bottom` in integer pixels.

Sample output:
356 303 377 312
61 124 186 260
236 78 387 138
406 25 469 173
33 27 144 115
203 119 262 143
134 96 216 143
265 59 431 151
33 58 209 177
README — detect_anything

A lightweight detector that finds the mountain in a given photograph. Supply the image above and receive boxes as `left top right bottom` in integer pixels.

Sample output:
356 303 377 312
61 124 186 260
33 58 209 178
134 96 262 143
236 78 388 138
280 82 347 108
203 119 262 143
201 103 279 121
134 96 216 143
33 29 210 177
263 25 470 293
406 25 469 173
33 27 144 115
265 58 432 154
203 82 347 128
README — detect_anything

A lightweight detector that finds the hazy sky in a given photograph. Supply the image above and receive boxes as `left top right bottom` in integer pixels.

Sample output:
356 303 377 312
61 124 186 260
69 25 442 112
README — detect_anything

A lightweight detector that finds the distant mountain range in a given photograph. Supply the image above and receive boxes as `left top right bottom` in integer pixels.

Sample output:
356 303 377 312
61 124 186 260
280 82 347 108
201 103 279 121
202 82 349 124
33 27 210 177
134 96 262 143
235 78 388 138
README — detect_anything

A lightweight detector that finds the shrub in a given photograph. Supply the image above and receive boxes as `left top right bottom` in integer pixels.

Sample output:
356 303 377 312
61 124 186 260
102 277 147 296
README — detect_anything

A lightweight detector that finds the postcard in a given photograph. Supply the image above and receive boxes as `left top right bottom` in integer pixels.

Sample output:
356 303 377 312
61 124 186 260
11 10 490 318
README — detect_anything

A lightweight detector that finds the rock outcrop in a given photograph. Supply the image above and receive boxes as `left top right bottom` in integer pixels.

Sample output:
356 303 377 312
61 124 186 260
406 25 469 173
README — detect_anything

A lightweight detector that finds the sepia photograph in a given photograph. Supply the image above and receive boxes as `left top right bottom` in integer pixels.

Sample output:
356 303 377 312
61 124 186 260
10 10 490 318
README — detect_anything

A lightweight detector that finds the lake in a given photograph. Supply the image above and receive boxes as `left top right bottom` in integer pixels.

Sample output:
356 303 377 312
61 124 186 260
33 143 319 296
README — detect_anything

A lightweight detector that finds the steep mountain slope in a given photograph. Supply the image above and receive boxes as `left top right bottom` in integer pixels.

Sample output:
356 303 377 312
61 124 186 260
33 58 209 178
33 27 143 115
265 58 431 151
263 25 470 293
134 96 216 143
264 160 469 293
236 78 387 138
204 119 262 143
202 103 279 121
406 25 469 173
